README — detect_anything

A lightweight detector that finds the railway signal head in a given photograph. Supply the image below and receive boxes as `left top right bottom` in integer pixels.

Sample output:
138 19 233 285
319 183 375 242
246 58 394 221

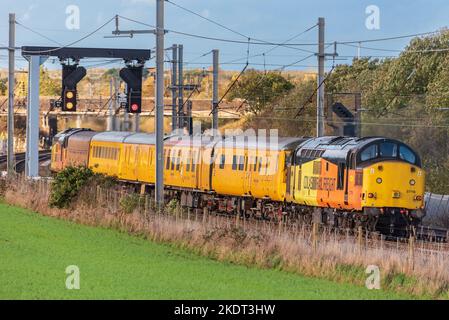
63 89 77 111
120 66 143 114
61 65 86 112
127 90 142 114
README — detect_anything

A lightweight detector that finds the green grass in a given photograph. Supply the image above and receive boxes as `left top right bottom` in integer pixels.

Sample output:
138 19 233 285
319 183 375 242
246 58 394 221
0 203 409 299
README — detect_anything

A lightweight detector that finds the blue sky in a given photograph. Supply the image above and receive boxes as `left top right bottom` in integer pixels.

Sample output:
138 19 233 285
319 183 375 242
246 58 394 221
1 0 449 71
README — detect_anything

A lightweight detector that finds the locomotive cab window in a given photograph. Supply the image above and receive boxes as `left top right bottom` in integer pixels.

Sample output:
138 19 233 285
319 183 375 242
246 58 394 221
380 142 397 158
399 145 416 164
360 144 378 162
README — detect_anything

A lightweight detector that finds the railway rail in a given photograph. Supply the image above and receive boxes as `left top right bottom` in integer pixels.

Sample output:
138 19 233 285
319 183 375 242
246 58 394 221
0 151 52 173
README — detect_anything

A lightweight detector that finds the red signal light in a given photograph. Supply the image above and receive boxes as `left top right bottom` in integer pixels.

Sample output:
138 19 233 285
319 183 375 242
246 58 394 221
131 103 139 112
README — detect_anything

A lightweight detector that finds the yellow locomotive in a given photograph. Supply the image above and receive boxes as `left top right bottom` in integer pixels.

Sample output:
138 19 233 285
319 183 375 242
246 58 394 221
51 129 425 235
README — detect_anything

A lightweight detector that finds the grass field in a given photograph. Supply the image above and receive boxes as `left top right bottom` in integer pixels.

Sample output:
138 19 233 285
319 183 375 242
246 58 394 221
0 203 409 299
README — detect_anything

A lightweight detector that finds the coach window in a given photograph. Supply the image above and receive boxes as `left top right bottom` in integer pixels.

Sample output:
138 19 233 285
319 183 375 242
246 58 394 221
219 154 225 169
176 150 182 171
171 150 176 171
239 156 245 171
191 152 197 172
399 145 416 165
166 150 171 170
232 155 237 170
265 158 270 175
238 156 244 171
360 144 378 162
186 151 191 172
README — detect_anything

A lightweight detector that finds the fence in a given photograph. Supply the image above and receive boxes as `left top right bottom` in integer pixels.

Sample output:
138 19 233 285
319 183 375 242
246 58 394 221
6 174 449 281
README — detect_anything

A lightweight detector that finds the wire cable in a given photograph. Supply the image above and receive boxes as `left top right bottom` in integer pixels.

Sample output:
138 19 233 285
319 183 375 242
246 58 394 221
185 50 212 64
19 16 116 55
222 24 318 65
164 0 316 54
15 22 63 46
165 0 248 39
118 14 446 50
338 30 441 45
118 15 321 47
342 42 449 54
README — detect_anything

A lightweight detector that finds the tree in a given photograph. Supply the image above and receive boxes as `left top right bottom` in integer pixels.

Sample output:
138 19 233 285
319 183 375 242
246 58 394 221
0 78 7 96
228 70 294 115
40 67 60 96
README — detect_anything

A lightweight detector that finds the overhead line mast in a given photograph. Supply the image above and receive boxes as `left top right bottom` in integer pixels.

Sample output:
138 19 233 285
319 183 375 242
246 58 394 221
155 0 165 207
7 13 15 174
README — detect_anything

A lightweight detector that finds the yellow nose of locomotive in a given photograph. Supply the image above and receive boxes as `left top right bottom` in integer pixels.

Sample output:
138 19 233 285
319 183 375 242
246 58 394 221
362 161 425 211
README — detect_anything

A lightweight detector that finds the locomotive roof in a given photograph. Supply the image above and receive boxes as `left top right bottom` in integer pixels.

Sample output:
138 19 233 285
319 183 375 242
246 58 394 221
299 136 408 151
53 128 94 145
296 136 417 163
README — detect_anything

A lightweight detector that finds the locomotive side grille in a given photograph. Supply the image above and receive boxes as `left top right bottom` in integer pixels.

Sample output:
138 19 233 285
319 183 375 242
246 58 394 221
355 171 363 186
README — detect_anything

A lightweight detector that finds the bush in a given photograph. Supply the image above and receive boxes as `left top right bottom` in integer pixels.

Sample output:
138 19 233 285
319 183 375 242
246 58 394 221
49 166 115 209
120 193 141 214
166 198 179 215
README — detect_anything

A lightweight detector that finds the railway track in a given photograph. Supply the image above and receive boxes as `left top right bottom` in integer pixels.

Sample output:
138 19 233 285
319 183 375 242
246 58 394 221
0 151 52 173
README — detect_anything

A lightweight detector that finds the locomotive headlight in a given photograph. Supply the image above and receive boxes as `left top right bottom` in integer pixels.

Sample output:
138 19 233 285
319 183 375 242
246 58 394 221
410 179 416 186
376 178 383 184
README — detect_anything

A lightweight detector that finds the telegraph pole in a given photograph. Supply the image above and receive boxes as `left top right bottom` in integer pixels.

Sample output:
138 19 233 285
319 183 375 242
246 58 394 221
177 44 184 130
155 0 165 206
171 44 178 131
7 13 15 174
212 49 219 132
317 17 325 137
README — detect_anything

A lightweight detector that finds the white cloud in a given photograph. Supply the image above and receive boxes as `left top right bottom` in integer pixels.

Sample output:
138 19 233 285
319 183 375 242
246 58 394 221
21 4 38 21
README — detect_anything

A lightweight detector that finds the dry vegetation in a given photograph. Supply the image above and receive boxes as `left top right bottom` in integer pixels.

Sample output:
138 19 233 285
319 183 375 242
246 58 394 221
2 175 449 299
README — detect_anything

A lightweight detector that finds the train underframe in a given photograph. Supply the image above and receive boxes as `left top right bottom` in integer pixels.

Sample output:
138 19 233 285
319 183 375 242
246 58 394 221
139 184 423 237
